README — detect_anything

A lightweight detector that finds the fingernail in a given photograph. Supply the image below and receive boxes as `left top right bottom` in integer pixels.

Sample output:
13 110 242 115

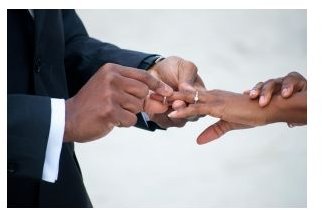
282 88 288 96
259 96 265 105
167 111 177 118
250 90 257 96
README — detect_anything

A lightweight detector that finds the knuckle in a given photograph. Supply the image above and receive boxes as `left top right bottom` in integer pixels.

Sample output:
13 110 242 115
107 90 117 100
103 70 118 85
265 79 275 85
254 82 263 89
152 79 162 90
141 85 149 97
288 71 300 77
110 74 123 87
101 104 114 119
262 81 275 93
262 80 274 89
134 85 149 99
123 114 137 127
186 60 198 72
286 72 302 82
102 63 116 73
263 79 276 89
130 114 138 125
134 100 144 113
282 78 295 86
259 90 266 97
141 72 151 82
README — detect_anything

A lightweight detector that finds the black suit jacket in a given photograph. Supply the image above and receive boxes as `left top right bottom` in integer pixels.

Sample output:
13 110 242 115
8 9 159 207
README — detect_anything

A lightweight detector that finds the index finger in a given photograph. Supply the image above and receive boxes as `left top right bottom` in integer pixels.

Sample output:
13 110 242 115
167 90 207 104
120 67 173 97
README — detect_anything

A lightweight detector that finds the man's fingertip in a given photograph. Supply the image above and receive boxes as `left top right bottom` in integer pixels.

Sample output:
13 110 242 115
167 111 177 118
157 85 173 97
164 85 173 95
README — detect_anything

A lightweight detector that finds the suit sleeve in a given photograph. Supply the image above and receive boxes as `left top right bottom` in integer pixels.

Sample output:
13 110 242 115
61 9 160 131
8 94 51 180
62 9 156 96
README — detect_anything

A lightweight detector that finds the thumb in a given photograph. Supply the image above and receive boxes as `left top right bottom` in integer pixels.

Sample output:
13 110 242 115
197 120 252 145
197 120 233 145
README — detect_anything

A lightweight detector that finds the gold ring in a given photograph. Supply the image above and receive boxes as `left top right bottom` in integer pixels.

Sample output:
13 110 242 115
194 91 199 104
163 96 167 105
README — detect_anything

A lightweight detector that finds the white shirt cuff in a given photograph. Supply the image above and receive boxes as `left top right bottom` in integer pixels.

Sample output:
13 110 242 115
42 98 65 183
141 112 150 127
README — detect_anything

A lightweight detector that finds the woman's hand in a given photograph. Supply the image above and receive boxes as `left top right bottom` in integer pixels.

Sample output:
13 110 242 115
167 90 268 126
163 89 266 144
245 71 307 128
245 71 307 107
164 85 306 144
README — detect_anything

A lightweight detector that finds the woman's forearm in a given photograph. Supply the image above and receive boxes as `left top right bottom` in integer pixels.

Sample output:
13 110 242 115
220 90 307 126
264 91 306 124
167 88 307 127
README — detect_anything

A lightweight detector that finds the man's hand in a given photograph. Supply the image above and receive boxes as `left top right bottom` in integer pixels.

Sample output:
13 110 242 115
145 56 206 128
64 63 173 143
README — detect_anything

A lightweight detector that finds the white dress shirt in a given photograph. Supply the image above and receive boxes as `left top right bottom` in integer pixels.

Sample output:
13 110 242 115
42 99 65 182
43 100 150 183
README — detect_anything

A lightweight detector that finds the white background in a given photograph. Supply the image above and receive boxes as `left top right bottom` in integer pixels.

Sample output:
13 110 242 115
75 10 307 207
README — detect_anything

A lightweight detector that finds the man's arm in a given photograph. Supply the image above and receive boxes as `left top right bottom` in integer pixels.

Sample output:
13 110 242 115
61 10 156 96
8 95 52 180
61 10 163 131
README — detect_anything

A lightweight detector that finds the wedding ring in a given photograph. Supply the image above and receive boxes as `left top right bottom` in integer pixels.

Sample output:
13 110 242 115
193 91 199 104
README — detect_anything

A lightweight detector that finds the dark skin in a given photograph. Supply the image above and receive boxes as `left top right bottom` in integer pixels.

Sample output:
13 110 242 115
157 71 307 145
146 56 206 128
63 56 206 143
245 71 307 127
245 71 307 107
64 63 173 143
